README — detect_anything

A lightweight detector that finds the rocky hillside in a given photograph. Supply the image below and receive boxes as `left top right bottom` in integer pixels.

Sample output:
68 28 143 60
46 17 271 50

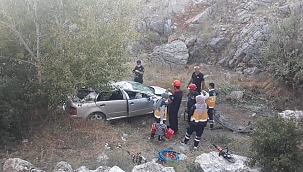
135 0 302 75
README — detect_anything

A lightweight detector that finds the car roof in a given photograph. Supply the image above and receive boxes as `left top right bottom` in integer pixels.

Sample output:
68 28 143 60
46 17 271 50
111 81 154 95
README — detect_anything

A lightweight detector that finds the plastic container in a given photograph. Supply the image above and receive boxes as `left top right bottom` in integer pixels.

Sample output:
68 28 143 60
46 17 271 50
165 128 174 139
151 123 156 134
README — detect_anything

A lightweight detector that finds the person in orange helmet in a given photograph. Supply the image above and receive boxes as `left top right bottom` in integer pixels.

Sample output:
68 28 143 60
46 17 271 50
187 83 199 123
167 80 183 133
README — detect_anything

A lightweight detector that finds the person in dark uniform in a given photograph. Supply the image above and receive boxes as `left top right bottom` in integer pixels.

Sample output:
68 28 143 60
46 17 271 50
187 66 205 94
167 80 183 133
132 60 144 84
206 82 217 129
187 83 199 123
180 92 209 150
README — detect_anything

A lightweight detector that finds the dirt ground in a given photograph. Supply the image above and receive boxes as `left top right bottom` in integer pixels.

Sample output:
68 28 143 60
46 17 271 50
1 63 282 172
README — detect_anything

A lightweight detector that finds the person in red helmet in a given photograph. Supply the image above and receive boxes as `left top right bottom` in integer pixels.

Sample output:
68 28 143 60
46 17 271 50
187 83 199 123
167 80 183 133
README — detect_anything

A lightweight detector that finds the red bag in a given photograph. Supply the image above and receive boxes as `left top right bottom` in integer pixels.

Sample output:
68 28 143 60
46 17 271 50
165 128 174 139
151 123 156 135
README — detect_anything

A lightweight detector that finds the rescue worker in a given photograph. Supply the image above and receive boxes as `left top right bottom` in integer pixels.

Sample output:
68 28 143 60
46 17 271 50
151 92 170 141
132 60 144 84
167 80 183 133
187 66 205 94
205 82 217 129
187 83 199 123
180 91 209 150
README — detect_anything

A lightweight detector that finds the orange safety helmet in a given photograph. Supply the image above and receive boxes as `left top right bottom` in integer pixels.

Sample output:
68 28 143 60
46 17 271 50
172 80 181 86
188 83 197 90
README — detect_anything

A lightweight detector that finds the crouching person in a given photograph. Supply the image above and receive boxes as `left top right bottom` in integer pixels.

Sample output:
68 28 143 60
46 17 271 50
151 92 169 141
180 91 209 150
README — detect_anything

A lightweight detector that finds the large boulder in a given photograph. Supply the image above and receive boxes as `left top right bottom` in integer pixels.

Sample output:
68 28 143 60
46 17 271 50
230 91 244 101
132 162 175 172
206 37 228 52
53 161 73 172
148 40 189 69
137 18 172 36
195 151 260 172
3 158 44 172
108 166 125 172
279 1 303 18
278 110 303 122
76 166 112 172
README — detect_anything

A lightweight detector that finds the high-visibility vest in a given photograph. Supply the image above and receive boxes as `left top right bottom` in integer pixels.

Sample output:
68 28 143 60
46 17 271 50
190 107 208 123
206 89 216 108
154 106 167 120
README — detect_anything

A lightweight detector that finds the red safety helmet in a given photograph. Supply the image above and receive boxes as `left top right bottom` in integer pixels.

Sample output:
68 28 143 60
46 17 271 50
172 80 181 87
188 83 197 90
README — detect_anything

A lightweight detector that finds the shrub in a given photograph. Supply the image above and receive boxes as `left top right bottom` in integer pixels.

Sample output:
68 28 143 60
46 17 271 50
262 14 303 88
248 115 303 172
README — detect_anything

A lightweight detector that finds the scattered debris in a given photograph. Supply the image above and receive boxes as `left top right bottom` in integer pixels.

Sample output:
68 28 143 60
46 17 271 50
96 152 109 163
214 112 256 133
127 151 147 165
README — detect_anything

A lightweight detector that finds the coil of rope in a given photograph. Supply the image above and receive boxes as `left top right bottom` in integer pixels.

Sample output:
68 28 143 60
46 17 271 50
157 149 179 162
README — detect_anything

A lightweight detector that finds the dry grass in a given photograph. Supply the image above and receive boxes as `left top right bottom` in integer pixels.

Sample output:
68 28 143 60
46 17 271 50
1 59 299 172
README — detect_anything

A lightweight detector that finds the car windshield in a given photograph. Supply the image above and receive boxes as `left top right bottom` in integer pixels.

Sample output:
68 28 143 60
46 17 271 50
129 81 154 94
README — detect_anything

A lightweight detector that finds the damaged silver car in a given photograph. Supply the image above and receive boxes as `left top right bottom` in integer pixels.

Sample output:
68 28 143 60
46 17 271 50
63 81 167 121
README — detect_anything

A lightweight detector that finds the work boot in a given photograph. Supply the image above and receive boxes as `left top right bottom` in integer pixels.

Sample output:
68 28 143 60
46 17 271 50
180 140 187 146
210 124 214 130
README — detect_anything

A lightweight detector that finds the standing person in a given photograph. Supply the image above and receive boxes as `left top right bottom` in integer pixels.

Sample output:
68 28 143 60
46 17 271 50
206 82 217 129
132 60 144 84
167 80 183 133
187 84 199 123
187 66 205 94
180 91 209 150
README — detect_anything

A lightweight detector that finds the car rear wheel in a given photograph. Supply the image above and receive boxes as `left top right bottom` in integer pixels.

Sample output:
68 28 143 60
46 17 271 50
87 112 106 121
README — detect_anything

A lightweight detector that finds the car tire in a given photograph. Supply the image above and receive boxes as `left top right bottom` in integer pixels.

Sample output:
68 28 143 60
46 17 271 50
87 112 106 121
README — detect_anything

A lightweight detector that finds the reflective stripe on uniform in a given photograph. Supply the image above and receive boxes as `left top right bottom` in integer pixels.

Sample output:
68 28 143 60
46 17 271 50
185 133 190 139
190 110 208 122
194 136 201 142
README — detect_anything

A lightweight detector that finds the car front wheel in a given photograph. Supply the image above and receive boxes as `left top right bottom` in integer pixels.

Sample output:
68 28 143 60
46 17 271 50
87 112 106 121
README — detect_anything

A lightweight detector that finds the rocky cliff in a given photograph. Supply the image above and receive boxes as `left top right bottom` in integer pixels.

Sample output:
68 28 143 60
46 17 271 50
135 0 303 75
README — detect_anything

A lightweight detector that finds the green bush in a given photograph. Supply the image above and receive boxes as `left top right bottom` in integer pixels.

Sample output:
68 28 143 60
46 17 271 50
248 115 303 172
0 0 139 148
262 15 303 88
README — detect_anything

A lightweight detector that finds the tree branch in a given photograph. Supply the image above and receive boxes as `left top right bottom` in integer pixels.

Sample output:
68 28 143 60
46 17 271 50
0 21 36 59
34 0 40 61
0 56 37 67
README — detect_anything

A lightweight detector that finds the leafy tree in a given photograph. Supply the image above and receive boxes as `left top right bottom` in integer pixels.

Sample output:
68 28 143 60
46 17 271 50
248 115 303 172
0 0 139 147
262 14 303 88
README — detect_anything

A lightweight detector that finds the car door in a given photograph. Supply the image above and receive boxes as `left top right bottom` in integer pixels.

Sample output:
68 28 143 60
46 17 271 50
95 90 128 120
126 91 154 117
